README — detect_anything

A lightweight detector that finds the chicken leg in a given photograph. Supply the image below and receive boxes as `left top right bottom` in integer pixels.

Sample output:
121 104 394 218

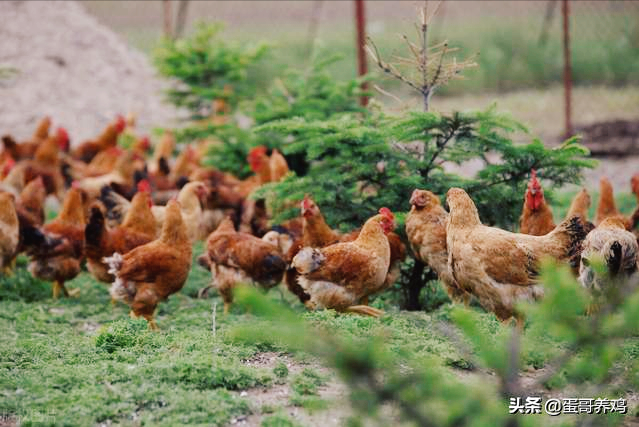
145 315 159 331
197 285 212 299
52 280 63 299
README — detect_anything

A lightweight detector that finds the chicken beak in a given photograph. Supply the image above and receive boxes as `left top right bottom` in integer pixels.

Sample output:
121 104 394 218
409 190 419 206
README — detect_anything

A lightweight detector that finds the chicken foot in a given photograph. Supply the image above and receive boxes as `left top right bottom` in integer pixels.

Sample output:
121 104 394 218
52 280 80 299
345 305 384 318
129 310 159 331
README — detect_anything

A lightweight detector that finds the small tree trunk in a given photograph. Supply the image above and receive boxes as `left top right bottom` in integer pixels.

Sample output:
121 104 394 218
163 0 173 39
354 0 368 106
406 260 425 311
175 0 190 39
562 0 573 138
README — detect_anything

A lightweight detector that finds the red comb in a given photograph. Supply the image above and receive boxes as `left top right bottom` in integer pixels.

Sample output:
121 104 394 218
137 179 151 193
379 207 394 219
115 115 126 133
140 136 151 149
56 127 69 148
2 156 15 176
302 194 312 209
248 145 267 159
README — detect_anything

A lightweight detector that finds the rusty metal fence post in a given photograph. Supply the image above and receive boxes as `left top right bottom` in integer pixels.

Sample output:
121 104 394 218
354 0 368 106
562 0 573 138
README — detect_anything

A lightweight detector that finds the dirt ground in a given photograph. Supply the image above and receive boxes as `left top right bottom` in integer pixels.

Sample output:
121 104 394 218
0 1 182 142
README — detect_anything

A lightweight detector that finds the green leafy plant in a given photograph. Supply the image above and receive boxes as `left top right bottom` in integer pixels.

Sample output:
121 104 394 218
95 319 149 353
154 22 269 119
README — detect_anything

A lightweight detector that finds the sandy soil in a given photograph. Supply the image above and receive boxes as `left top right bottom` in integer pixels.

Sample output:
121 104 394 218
0 1 183 143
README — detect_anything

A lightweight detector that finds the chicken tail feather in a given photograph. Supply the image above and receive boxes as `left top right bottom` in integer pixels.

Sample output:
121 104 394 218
104 252 135 303
100 185 130 223
85 206 105 257
553 216 588 259
606 240 623 276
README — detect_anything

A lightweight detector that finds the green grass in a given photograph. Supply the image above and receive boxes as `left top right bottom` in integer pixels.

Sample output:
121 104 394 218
121 11 639 97
84 1 639 99
1 191 637 425
0 244 494 425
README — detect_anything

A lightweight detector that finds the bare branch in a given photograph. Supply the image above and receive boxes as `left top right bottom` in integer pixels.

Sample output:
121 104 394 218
366 0 477 111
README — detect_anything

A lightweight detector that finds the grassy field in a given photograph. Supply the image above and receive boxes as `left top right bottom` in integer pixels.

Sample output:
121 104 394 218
2 190 638 426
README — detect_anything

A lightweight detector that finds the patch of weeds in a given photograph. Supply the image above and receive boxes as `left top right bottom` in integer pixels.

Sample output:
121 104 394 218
95 319 149 353
143 357 274 390
0 266 50 302
523 349 546 370
289 394 329 412
444 357 475 371
261 412 302 427
260 403 277 414
290 368 326 397
273 361 288 379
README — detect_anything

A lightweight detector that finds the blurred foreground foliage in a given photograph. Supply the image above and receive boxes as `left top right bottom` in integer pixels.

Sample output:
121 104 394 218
230 260 639 426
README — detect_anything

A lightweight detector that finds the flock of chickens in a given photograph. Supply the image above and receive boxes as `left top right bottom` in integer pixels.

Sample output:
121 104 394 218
1 116 638 329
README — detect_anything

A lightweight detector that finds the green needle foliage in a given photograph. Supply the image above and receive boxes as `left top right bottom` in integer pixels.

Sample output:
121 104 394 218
256 106 595 232
154 22 269 119
248 54 369 125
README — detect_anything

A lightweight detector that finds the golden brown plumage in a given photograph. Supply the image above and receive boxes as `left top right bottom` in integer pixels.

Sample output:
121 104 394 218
197 218 287 313
16 177 46 229
21 130 69 199
579 217 638 292
285 197 405 307
0 192 20 275
23 188 86 298
519 170 556 236
291 208 396 317
85 190 156 283
566 188 592 223
1 117 51 160
72 116 125 163
596 177 624 226
445 188 587 322
76 150 138 199
149 130 176 175
269 149 290 183
106 199 192 329
102 181 208 241
406 189 468 303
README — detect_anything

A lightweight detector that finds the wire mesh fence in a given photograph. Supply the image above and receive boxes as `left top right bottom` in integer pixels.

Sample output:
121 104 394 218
82 0 639 146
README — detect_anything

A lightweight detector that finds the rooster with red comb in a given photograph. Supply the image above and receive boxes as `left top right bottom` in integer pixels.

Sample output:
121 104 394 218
291 207 396 317
519 169 556 236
